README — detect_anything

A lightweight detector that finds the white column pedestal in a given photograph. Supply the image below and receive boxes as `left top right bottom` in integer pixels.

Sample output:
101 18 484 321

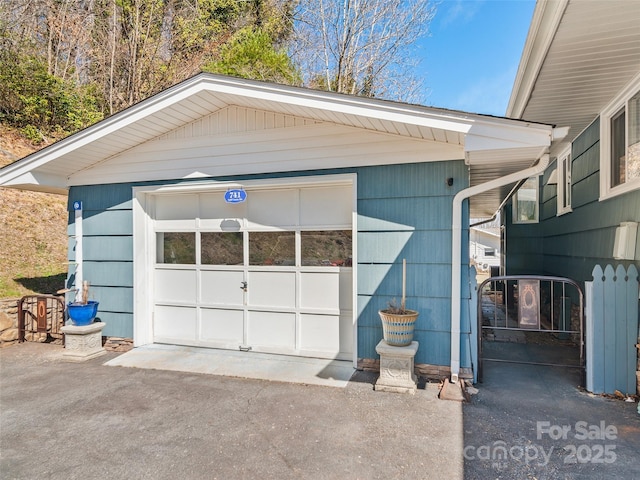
61 322 106 362
375 340 419 394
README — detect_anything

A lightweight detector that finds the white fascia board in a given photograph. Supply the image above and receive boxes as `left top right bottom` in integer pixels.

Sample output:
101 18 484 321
3 171 68 194
0 78 213 187
470 227 500 239
506 0 569 118
1 71 555 191
465 121 553 153
198 77 475 133
199 75 558 137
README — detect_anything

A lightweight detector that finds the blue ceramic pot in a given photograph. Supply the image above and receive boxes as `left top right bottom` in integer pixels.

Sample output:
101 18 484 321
67 301 99 326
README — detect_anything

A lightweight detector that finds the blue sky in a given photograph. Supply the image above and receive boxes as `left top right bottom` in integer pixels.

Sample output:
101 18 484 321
417 0 536 116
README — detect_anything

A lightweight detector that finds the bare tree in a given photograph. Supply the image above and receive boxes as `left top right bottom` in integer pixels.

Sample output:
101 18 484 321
1 0 95 83
292 0 435 102
0 0 298 117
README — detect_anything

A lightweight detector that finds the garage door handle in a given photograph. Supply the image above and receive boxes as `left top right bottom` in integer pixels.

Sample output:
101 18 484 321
240 281 248 292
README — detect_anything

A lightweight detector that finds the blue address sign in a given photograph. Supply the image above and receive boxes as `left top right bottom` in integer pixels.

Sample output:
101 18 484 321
224 189 247 204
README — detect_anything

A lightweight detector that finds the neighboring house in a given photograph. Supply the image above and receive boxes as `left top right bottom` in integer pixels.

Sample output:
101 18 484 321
470 224 500 273
0 73 559 382
505 0 640 285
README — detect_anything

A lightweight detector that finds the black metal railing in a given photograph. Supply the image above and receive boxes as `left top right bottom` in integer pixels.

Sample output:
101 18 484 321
477 275 584 382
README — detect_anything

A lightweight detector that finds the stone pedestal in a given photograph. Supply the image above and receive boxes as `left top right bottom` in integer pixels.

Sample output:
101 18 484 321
375 340 418 394
61 322 106 362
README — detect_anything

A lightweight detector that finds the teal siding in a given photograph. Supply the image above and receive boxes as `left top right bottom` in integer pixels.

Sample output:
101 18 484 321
504 201 544 274
540 160 558 222
68 184 136 337
505 116 640 284
358 264 452 298
83 262 133 287
356 161 469 367
68 160 470 366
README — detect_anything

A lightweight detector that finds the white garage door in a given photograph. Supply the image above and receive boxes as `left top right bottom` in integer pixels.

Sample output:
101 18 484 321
151 183 354 360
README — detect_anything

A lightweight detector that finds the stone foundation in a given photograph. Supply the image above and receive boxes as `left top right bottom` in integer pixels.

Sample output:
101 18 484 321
358 357 473 382
104 337 134 352
0 298 19 348
0 297 65 347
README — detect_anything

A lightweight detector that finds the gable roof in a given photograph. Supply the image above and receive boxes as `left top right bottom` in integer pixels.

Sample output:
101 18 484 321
507 0 640 153
0 73 555 217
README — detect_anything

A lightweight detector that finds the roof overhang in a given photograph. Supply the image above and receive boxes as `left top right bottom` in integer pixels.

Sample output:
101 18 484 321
507 0 640 154
1 73 554 216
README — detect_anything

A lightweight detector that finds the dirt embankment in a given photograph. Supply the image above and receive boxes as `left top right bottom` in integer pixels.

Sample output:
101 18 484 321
0 126 68 298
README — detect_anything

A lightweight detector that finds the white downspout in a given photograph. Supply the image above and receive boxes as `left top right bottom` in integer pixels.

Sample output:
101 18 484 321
450 153 550 383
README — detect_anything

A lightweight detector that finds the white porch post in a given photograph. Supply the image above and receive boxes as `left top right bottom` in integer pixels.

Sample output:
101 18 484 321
73 201 83 303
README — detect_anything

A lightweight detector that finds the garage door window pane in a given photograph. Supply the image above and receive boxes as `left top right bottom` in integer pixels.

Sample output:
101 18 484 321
301 231 352 266
157 232 195 264
201 232 243 265
249 232 295 266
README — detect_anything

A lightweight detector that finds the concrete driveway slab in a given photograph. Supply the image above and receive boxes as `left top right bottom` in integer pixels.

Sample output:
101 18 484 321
105 344 355 388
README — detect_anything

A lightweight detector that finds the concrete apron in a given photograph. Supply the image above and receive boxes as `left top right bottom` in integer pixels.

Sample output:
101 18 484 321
106 344 356 388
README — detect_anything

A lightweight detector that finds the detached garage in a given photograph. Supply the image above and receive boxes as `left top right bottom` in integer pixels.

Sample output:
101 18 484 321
0 73 556 380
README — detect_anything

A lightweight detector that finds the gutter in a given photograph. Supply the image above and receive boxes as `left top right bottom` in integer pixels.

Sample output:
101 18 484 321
449 153 550 383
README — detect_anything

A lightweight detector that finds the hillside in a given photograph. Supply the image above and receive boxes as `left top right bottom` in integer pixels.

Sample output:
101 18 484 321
0 125 68 299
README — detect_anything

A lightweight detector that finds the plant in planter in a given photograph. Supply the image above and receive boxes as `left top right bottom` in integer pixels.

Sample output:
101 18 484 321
379 259 419 346
66 281 99 326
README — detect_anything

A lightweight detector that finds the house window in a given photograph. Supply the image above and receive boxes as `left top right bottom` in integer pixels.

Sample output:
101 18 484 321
156 232 196 264
248 231 296 266
601 77 640 199
301 230 352 266
557 148 572 215
484 248 495 257
512 176 539 224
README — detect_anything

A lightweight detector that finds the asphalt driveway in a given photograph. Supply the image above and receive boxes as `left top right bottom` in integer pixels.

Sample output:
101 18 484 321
464 341 640 480
0 343 463 480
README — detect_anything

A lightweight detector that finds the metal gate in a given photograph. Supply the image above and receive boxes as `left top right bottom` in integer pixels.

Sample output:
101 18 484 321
477 275 584 383
18 295 65 343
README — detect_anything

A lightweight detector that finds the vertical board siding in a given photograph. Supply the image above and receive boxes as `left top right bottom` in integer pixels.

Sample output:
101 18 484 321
69 160 469 366
506 116 640 285
586 264 639 394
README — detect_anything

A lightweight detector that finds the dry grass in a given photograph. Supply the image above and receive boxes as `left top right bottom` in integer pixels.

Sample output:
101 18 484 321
0 126 68 299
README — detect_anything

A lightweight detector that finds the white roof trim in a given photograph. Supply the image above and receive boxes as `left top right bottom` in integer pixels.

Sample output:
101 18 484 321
506 0 569 118
0 73 553 196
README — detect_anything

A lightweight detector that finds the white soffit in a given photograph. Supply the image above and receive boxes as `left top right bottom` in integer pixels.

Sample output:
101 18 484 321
507 0 640 148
